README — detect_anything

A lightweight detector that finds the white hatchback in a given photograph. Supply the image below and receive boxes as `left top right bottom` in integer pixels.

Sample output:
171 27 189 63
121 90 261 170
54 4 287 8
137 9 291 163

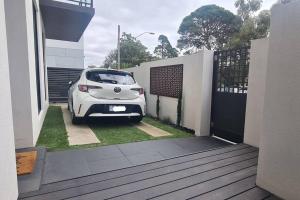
68 68 146 124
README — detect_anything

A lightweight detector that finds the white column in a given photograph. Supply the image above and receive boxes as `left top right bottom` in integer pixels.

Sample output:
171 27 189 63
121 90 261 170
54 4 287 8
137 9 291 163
244 38 269 147
0 0 18 199
256 2 300 199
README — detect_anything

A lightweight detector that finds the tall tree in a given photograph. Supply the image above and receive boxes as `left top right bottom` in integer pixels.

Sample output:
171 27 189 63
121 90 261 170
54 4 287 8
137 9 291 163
235 0 262 21
228 0 270 48
103 33 153 69
154 35 178 59
103 50 117 68
177 5 241 51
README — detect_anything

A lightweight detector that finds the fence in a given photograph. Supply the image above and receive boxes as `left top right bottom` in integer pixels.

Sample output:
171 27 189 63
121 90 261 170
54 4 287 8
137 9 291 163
126 50 214 136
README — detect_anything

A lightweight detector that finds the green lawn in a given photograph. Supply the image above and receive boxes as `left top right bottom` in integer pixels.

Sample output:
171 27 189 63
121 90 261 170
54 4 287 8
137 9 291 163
36 106 69 151
89 123 153 146
37 106 193 151
142 116 194 138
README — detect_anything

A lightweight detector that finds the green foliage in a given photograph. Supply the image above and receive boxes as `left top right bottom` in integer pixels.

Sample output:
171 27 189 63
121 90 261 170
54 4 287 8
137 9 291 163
228 8 270 48
177 5 241 51
256 10 271 37
235 0 262 21
143 116 194 138
89 122 153 145
176 92 182 126
36 106 69 151
156 95 160 119
154 35 178 59
103 33 153 69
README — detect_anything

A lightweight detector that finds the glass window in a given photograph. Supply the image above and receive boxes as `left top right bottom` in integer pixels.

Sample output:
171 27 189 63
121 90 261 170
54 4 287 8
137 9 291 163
86 70 135 85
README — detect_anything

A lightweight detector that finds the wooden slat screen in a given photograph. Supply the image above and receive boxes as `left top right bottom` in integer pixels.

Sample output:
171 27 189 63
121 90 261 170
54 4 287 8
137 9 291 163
150 64 183 98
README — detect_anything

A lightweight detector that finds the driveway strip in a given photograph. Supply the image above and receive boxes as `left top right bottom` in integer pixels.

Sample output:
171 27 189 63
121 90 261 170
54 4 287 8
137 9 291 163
61 105 100 145
134 122 172 137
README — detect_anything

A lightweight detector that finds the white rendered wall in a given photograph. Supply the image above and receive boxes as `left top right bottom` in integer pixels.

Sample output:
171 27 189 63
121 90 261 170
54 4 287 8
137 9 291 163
5 0 48 148
244 38 269 147
0 0 18 198
46 38 85 69
127 50 214 136
256 1 300 199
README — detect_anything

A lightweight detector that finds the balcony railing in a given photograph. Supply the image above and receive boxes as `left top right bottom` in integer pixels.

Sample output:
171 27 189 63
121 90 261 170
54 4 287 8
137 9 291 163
53 0 93 8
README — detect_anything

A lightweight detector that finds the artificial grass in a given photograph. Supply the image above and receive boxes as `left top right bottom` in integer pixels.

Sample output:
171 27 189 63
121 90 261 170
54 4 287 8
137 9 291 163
36 106 69 151
89 122 154 146
36 106 193 151
142 116 194 138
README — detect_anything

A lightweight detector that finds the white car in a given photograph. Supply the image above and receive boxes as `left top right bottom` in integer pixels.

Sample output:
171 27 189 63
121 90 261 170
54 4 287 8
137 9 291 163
68 68 146 124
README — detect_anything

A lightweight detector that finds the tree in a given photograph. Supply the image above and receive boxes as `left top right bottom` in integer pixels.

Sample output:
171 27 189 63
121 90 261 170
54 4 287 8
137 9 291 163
103 33 153 69
177 5 241 51
235 0 262 21
154 35 178 59
228 0 270 48
103 50 117 68
256 10 271 38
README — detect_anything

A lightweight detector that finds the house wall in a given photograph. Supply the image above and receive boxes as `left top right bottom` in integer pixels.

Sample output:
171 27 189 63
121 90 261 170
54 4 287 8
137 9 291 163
256 1 300 199
127 50 214 136
0 0 18 199
5 0 49 148
46 38 85 69
244 38 269 147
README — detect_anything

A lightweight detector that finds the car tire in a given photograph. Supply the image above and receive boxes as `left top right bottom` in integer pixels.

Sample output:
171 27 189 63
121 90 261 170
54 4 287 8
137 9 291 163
70 104 81 124
71 112 81 124
131 116 143 123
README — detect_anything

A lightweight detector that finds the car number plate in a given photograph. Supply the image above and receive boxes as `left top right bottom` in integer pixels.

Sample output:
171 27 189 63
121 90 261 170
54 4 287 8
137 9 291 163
109 106 126 112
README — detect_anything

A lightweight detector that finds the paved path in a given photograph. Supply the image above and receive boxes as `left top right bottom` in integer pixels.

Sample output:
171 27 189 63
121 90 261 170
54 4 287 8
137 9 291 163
41 137 229 184
61 105 100 145
135 122 172 137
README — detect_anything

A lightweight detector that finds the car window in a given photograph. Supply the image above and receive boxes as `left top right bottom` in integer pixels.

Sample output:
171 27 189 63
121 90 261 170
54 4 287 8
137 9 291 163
86 70 135 85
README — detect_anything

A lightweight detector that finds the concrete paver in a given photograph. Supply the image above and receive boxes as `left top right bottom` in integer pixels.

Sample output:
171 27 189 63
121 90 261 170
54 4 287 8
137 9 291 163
61 105 100 145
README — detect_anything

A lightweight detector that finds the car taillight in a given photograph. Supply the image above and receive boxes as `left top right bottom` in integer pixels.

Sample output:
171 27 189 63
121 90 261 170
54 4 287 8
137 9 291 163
78 85 102 92
131 88 144 95
78 85 88 92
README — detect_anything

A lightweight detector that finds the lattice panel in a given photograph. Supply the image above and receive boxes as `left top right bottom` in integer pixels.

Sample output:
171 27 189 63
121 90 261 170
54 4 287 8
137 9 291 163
214 47 250 94
150 64 183 98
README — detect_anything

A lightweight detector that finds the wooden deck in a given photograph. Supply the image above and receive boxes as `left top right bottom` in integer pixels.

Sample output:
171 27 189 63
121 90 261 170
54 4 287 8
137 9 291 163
19 144 279 200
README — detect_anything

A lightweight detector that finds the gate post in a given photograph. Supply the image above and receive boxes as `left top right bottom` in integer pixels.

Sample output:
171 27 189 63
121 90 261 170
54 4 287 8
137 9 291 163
194 50 214 136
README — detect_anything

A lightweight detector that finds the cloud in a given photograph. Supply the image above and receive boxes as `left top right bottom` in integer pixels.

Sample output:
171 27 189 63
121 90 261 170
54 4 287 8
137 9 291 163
84 0 277 67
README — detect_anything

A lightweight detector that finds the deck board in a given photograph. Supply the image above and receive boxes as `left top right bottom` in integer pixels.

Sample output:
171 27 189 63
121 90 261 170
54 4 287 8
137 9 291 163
19 144 278 200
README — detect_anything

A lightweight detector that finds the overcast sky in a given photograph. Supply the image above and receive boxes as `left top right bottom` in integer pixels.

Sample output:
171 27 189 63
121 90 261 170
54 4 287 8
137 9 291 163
84 0 277 67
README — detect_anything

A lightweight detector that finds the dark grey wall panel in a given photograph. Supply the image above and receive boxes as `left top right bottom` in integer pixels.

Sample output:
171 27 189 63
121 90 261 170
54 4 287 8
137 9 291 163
47 67 83 102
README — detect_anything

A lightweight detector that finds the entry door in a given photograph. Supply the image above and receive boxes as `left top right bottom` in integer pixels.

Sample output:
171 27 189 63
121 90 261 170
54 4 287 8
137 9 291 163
210 48 250 143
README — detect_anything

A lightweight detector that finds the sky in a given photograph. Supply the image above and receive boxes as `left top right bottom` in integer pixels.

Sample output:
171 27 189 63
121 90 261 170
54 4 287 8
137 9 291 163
84 0 278 67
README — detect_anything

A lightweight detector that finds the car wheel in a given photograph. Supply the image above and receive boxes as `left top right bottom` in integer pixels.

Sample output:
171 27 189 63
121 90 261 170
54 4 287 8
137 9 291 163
71 111 81 124
131 116 143 123
70 104 81 124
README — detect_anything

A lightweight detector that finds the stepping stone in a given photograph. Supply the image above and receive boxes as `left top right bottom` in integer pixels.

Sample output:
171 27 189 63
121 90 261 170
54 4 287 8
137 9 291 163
135 122 172 137
61 105 100 145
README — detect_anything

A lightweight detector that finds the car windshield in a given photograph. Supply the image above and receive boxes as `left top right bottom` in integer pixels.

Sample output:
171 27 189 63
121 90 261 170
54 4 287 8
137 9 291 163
86 70 135 85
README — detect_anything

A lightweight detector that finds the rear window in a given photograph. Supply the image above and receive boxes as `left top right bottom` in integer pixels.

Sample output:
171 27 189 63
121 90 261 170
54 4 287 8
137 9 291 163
86 70 135 85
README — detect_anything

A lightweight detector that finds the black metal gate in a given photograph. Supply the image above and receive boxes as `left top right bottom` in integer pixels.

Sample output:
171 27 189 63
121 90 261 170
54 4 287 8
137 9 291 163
210 47 250 143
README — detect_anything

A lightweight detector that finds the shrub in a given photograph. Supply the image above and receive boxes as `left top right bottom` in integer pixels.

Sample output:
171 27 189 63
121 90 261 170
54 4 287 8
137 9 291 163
156 95 160 119
177 92 182 126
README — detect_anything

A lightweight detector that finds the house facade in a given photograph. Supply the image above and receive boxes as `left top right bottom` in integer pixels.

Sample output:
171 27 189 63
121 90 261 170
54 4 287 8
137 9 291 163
0 0 94 199
46 38 85 102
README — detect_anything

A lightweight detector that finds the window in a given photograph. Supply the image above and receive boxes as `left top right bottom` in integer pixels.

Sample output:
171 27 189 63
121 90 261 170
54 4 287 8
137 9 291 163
86 70 135 85
33 3 41 113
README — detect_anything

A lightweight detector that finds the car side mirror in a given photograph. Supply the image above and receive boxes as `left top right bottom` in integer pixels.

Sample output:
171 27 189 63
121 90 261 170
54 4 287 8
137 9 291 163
68 81 73 86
